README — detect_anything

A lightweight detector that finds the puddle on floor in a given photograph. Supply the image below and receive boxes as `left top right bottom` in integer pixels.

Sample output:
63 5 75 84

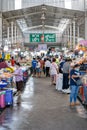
76 105 87 119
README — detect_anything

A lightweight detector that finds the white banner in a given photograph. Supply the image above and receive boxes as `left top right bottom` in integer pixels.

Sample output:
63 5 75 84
38 44 47 51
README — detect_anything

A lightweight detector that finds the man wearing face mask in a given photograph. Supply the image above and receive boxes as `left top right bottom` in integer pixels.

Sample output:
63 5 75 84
70 64 81 106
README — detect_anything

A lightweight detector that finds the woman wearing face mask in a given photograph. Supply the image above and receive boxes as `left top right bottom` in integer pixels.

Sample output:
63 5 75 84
69 64 81 106
13 62 23 103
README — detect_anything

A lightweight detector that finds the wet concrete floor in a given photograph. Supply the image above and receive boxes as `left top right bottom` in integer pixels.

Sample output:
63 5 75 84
0 77 87 130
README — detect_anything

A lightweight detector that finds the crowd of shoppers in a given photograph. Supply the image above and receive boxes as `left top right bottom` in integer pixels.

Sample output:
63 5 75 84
31 56 58 81
31 55 82 107
0 50 82 106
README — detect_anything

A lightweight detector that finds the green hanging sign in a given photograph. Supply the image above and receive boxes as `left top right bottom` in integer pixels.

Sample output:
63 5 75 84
30 33 56 43
30 33 42 42
44 34 56 42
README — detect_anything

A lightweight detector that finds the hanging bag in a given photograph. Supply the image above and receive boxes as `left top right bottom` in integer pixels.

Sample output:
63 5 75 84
72 78 83 86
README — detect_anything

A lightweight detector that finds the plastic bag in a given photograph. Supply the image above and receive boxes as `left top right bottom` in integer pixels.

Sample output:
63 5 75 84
56 73 63 91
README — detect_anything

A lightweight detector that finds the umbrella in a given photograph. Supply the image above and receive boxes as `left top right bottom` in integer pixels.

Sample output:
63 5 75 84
79 40 87 46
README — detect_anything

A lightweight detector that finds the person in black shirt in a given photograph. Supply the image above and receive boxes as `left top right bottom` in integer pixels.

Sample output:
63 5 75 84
70 64 81 106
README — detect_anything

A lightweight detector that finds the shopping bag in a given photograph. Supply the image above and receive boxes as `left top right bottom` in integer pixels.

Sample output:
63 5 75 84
56 75 58 90
72 78 83 86
56 73 63 91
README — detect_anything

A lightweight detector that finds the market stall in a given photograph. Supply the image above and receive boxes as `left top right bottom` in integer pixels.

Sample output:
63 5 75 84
78 74 87 106
75 41 87 106
0 76 13 111
0 61 15 112
18 57 32 81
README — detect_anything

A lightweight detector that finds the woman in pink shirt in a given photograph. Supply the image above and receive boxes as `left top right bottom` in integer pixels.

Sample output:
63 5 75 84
50 58 58 85
14 62 23 103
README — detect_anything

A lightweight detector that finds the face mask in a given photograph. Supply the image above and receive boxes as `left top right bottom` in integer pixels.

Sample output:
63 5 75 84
75 68 79 71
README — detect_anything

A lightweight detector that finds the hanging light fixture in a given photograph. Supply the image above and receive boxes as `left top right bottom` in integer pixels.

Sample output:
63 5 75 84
42 21 45 25
41 4 47 12
40 5 47 43
41 13 46 20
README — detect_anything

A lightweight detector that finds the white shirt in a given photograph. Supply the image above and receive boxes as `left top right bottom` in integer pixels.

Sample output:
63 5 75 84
50 62 58 75
45 60 51 67
36 62 41 68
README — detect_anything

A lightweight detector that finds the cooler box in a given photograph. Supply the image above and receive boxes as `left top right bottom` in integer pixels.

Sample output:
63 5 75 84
0 91 6 108
5 90 13 106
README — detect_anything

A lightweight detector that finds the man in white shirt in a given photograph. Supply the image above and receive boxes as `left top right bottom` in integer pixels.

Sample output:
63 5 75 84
45 58 51 77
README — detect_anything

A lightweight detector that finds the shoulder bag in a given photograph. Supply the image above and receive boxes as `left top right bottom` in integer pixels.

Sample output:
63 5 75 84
72 77 83 86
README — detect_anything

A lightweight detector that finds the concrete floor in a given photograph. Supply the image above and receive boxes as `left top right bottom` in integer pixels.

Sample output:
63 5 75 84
0 77 87 130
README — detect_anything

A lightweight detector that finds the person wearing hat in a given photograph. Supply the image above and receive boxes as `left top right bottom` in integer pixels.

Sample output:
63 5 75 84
69 64 81 106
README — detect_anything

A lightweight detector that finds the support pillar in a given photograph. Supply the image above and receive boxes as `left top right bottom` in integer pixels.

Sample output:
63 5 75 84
7 27 9 43
11 22 14 48
70 22 72 48
17 27 19 43
77 25 79 43
67 28 70 48
73 20 75 49
15 25 17 43
85 12 87 40
68 28 69 42
0 13 2 47
65 30 67 47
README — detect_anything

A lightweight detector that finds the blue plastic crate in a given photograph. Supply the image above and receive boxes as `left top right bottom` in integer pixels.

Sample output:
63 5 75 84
5 90 13 106
0 83 8 89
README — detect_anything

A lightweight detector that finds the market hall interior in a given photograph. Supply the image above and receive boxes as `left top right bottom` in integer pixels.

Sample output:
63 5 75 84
0 0 87 130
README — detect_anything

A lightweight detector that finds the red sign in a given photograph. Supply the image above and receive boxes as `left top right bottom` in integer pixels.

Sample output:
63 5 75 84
41 35 44 42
